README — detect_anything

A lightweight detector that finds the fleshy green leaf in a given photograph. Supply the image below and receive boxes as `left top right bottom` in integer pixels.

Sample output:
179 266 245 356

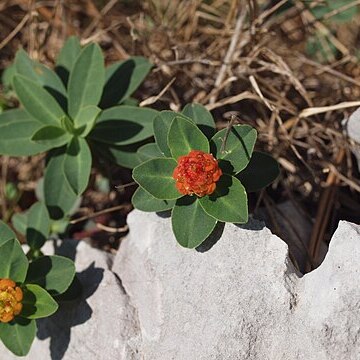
172 196 217 248
168 116 209 160
63 137 92 195
89 106 157 146
0 239 28 282
137 143 163 162
61 115 75 134
44 149 79 219
211 125 257 175
181 103 216 139
153 111 191 157
0 221 16 247
199 174 248 223
237 151 279 192
13 75 65 125
2 64 15 91
0 318 36 356
25 255 75 296
26 202 50 250
55 36 82 86
31 125 71 148
132 158 181 200
74 105 101 136
14 50 67 110
132 186 175 212
68 43 105 119
100 56 152 108
14 49 67 96
121 97 139 106
21 284 58 319
5 182 18 201
0 110 51 156
11 212 28 236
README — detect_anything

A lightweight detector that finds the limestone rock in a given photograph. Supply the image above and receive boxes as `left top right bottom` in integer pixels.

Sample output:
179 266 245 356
2 210 360 359
113 210 360 360
345 107 360 170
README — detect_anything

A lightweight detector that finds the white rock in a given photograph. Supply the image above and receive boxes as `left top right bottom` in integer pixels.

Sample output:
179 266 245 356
3 211 360 360
1 240 140 360
113 210 360 360
345 107 360 170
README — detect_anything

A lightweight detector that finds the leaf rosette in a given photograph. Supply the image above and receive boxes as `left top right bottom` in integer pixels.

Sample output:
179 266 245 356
0 222 75 357
132 104 279 248
0 37 155 220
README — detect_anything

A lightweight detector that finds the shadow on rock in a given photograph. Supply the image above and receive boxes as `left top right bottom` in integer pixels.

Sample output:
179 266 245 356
196 222 225 252
36 241 104 360
235 218 266 231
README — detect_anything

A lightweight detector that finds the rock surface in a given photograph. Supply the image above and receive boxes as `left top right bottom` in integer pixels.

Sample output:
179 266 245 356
2 211 360 359
114 211 360 360
345 106 360 170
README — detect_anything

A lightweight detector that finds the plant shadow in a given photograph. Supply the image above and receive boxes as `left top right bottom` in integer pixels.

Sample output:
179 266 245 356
36 240 104 360
196 221 225 252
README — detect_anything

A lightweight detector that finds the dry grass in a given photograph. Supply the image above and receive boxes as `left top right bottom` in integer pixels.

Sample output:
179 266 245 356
1 0 360 268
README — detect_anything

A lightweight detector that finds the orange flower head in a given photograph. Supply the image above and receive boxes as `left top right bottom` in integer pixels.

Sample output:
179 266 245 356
173 150 222 197
0 278 23 323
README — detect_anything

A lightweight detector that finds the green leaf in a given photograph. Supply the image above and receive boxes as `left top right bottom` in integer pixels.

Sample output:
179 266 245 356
2 64 16 91
153 111 191 157
0 318 36 356
14 49 67 110
25 255 75 296
237 151 279 192
310 0 358 22
31 125 71 148
211 125 257 175
172 196 217 248
0 221 16 247
50 218 69 235
44 149 79 220
0 109 52 156
12 212 28 236
199 174 248 223
168 116 209 159
137 143 163 162
55 36 82 86
74 105 101 136
132 186 175 212
14 49 66 94
132 158 181 200
21 284 58 319
89 106 157 145
121 97 139 106
182 103 216 138
100 56 152 108
63 137 92 195
0 239 28 282
306 32 338 63
68 43 105 119
5 182 18 201
13 75 65 125
60 115 75 133
26 202 50 250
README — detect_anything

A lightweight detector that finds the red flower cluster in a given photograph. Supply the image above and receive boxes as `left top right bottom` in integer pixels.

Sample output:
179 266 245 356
0 279 23 323
173 150 222 197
